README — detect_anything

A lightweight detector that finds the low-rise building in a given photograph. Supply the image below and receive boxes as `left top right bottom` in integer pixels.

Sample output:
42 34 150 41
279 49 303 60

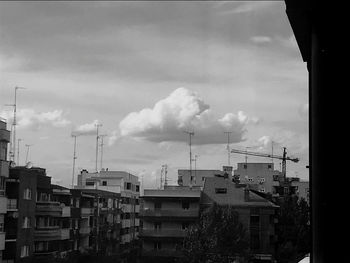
140 186 201 262
201 176 279 262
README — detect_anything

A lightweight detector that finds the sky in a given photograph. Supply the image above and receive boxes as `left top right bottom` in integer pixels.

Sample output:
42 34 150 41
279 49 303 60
0 1 309 189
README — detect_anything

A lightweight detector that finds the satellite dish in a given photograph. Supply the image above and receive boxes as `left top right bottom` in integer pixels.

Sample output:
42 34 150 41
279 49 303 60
25 162 33 169
10 161 16 168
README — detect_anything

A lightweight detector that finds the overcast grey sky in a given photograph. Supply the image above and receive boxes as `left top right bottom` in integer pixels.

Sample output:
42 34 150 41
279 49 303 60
0 1 308 188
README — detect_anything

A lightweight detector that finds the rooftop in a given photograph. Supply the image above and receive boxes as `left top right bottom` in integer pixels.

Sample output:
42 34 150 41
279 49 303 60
143 188 201 198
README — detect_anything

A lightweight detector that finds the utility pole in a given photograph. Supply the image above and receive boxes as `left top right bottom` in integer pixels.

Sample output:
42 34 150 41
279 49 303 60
71 135 78 188
17 138 22 166
184 131 194 186
95 123 102 172
5 86 25 163
193 155 199 186
25 144 32 164
224 131 232 166
271 140 274 165
99 134 107 171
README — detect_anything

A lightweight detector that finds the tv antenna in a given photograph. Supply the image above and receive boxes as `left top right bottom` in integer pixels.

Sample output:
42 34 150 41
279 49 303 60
25 144 32 163
224 131 232 165
71 134 78 188
17 138 22 166
99 134 107 171
184 131 194 185
95 123 102 172
5 86 25 162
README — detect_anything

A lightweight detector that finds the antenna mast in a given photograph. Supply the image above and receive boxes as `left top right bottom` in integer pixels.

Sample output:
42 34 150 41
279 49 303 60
5 86 25 163
99 134 107 171
17 138 22 166
71 135 78 188
184 131 194 186
95 123 102 172
224 132 232 165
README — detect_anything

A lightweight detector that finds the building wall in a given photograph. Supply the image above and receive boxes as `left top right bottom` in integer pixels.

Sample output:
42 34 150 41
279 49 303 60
234 163 282 194
291 180 309 204
178 169 229 187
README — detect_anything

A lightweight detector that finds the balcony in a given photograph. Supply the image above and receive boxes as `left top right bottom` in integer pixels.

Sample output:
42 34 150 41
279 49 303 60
34 226 61 241
135 218 140 226
140 209 199 218
81 207 94 216
79 227 91 236
121 219 131 228
0 129 10 142
140 229 187 238
0 160 9 178
0 196 7 214
33 250 58 260
7 199 17 211
0 232 5 250
135 205 140 213
36 202 71 217
60 228 70 240
142 249 183 258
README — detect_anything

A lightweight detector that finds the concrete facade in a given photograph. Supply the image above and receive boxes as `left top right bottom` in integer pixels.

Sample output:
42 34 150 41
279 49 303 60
177 166 233 188
201 177 279 262
140 187 201 261
233 163 282 194
0 120 10 261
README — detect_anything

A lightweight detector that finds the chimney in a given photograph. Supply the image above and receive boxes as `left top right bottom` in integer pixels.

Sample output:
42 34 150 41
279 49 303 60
244 188 250 202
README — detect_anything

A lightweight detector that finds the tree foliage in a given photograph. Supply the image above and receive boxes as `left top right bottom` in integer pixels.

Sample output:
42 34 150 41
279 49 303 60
275 195 310 263
182 204 250 263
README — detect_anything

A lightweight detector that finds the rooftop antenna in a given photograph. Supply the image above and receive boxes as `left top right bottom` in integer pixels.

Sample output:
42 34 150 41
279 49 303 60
17 138 22 166
95 123 102 172
25 144 32 164
271 140 274 166
71 134 78 188
192 155 199 186
184 131 194 186
224 132 232 166
99 134 107 171
5 86 25 163
160 165 168 189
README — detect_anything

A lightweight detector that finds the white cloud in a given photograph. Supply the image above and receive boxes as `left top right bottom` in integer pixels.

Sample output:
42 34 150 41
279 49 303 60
117 87 257 145
251 36 272 44
72 119 100 136
0 108 70 130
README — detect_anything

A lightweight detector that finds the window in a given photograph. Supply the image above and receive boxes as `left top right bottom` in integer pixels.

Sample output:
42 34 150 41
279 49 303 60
0 215 4 232
22 217 31 228
154 222 161 230
20 245 30 258
250 215 260 227
273 175 279 181
102 181 107 186
126 182 131 190
268 164 272 169
86 181 94 186
154 241 161 250
202 177 205 181
75 198 80 208
136 185 140 192
154 202 161 210
215 188 227 194
23 188 32 200
182 222 189 230
182 201 190 210
243 164 247 169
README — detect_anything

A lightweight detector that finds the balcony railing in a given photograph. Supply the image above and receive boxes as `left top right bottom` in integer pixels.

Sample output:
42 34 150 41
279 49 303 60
7 199 17 211
79 227 91 235
34 226 61 241
142 249 183 258
140 229 187 238
36 202 71 217
81 207 94 216
0 160 9 177
140 209 199 218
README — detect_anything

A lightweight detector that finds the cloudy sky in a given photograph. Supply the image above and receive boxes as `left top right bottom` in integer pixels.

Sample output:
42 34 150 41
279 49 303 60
0 1 308 188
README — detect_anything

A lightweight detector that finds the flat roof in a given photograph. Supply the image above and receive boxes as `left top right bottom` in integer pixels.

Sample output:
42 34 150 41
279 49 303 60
143 189 201 198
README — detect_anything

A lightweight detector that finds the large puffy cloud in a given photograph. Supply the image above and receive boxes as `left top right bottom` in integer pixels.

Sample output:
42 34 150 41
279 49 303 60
118 88 257 145
0 108 70 130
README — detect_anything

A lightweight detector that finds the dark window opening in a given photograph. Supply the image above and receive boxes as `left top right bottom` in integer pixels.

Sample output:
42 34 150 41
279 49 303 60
215 188 227 194
182 201 190 210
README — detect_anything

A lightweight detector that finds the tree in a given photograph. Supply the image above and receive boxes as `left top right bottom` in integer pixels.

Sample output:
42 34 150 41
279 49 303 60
182 204 250 263
275 195 310 263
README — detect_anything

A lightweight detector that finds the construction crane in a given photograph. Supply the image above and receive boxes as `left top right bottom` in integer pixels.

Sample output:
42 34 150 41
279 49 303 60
230 147 299 181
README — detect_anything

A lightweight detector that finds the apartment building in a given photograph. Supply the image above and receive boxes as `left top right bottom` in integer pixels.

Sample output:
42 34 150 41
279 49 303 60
0 120 10 262
76 169 141 258
177 166 233 187
3 166 70 262
201 176 279 262
140 187 201 262
233 163 282 194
